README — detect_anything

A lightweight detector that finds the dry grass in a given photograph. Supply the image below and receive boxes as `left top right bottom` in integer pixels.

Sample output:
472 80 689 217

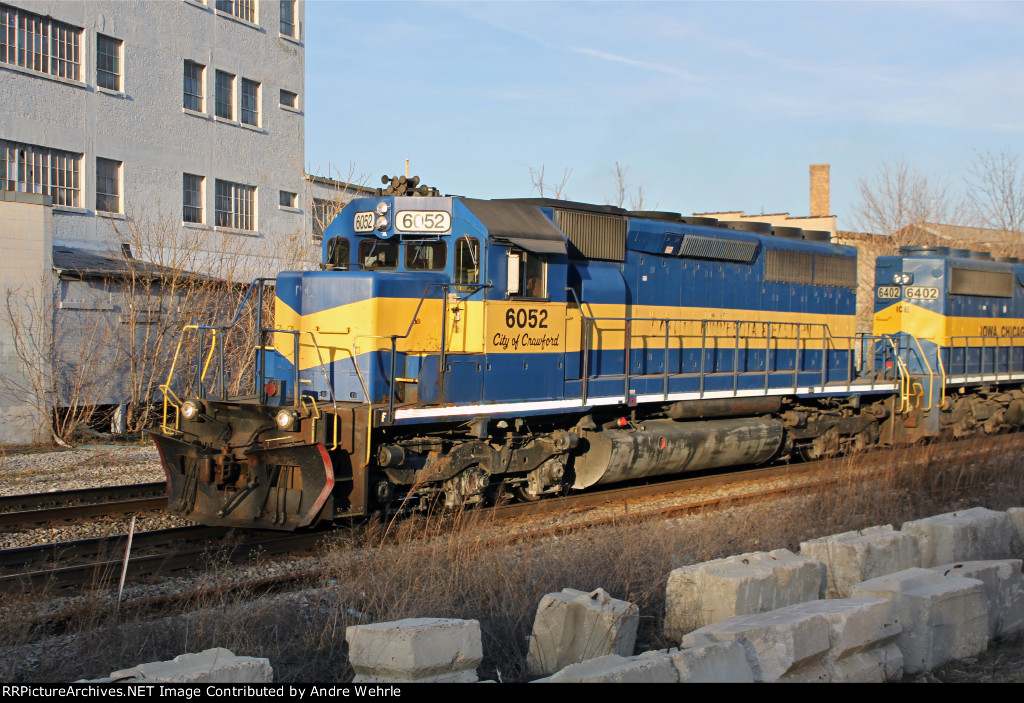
3 435 1024 682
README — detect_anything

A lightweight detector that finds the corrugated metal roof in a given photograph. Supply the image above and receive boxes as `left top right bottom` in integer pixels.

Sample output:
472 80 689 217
52 246 184 280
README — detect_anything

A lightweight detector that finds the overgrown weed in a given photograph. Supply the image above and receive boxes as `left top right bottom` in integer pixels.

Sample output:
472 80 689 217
3 435 1024 682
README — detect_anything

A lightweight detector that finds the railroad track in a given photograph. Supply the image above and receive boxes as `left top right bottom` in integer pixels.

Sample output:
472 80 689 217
5 432 1022 596
0 524 326 593
0 482 167 528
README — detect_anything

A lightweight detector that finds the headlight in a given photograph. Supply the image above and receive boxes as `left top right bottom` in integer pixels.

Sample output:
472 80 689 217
375 201 390 215
275 408 299 431
375 215 389 231
181 400 201 420
893 272 914 285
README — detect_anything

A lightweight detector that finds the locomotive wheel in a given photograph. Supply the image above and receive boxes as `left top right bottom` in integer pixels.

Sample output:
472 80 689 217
513 484 542 502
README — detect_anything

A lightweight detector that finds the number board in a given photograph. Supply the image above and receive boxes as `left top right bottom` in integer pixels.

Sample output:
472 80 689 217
876 286 901 300
395 210 451 233
904 286 939 301
487 304 565 354
353 211 375 233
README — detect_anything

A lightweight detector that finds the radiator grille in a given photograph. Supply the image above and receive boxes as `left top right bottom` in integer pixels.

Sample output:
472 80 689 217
765 249 813 285
950 268 1014 297
555 209 627 261
813 254 858 288
765 249 856 288
679 234 759 263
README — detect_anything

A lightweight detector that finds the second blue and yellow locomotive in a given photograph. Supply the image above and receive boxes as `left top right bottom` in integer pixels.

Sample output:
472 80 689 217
151 182 1024 530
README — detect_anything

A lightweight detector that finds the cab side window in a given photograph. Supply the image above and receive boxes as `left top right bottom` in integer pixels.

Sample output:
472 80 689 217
358 239 398 269
325 236 350 269
455 237 480 291
508 248 546 299
405 241 447 271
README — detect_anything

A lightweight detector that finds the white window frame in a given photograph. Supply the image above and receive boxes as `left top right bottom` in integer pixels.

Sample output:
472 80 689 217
215 179 255 231
1 139 81 207
0 4 82 80
280 0 296 37
183 60 204 111
96 33 122 91
240 77 260 126
183 173 204 223
215 70 234 120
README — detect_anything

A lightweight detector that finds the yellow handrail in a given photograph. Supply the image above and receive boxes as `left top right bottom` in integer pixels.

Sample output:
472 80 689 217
910 336 936 411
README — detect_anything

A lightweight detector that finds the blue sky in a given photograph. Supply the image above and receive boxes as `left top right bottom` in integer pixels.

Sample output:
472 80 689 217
304 1 1024 230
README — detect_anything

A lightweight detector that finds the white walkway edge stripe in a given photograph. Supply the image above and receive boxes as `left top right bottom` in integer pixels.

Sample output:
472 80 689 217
392 383 900 420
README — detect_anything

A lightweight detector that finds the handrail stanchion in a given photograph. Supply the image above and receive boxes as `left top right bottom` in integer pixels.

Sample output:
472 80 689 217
699 320 707 398
624 318 632 402
732 322 740 395
764 322 772 391
663 319 670 401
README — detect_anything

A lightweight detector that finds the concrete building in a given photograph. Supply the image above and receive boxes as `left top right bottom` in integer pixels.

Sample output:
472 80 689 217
0 0 308 443
0 0 306 266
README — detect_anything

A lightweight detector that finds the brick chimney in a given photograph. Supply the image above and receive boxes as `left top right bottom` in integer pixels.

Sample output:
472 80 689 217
810 163 830 217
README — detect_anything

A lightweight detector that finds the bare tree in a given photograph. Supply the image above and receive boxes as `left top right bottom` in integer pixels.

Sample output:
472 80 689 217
305 162 372 245
607 161 651 211
2 274 118 444
964 149 1024 234
529 165 572 199
851 159 965 238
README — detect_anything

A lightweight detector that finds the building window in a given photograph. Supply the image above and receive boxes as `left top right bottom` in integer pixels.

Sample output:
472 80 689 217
279 190 296 208
312 197 337 238
215 179 255 230
215 70 234 119
1 139 81 207
216 0 255 23
183 174 203 223
240 78 259 126
0 3 81 80
280 89 298 109
280 0 296 36
96 158 121 213
183 60 203 111
96 34 121 90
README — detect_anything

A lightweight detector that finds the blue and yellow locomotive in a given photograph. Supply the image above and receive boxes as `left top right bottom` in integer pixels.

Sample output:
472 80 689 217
151 180 1024 530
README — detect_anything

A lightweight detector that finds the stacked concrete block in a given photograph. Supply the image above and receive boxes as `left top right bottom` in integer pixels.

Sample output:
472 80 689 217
526 588 638 676
787 599 903 682
657 639 755 682
1007 508 1024 554
851 567 988 673
533 653 679 683
535 639 754 683
930 560 1024 639
664 548 824 640
346 618 483 683
680 605 833 682
108 648 272 683
800 525 920 598
901 507 1013 567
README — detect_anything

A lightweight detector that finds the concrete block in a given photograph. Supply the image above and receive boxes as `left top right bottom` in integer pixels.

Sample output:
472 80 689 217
108 648 272 683
664 548 824 640
346 618 483 683
526 588 639 677
535 653 679 683
901 507 1013 567
659 639 755 682
851 567 988 673
827 644 903 684
787 598 903 682
800 525 920 598
1007 508 1024 554
680 603 832 682
930 560 1024 639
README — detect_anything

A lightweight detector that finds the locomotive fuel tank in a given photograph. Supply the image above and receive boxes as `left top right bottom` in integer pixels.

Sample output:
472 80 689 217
573 417 784 489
